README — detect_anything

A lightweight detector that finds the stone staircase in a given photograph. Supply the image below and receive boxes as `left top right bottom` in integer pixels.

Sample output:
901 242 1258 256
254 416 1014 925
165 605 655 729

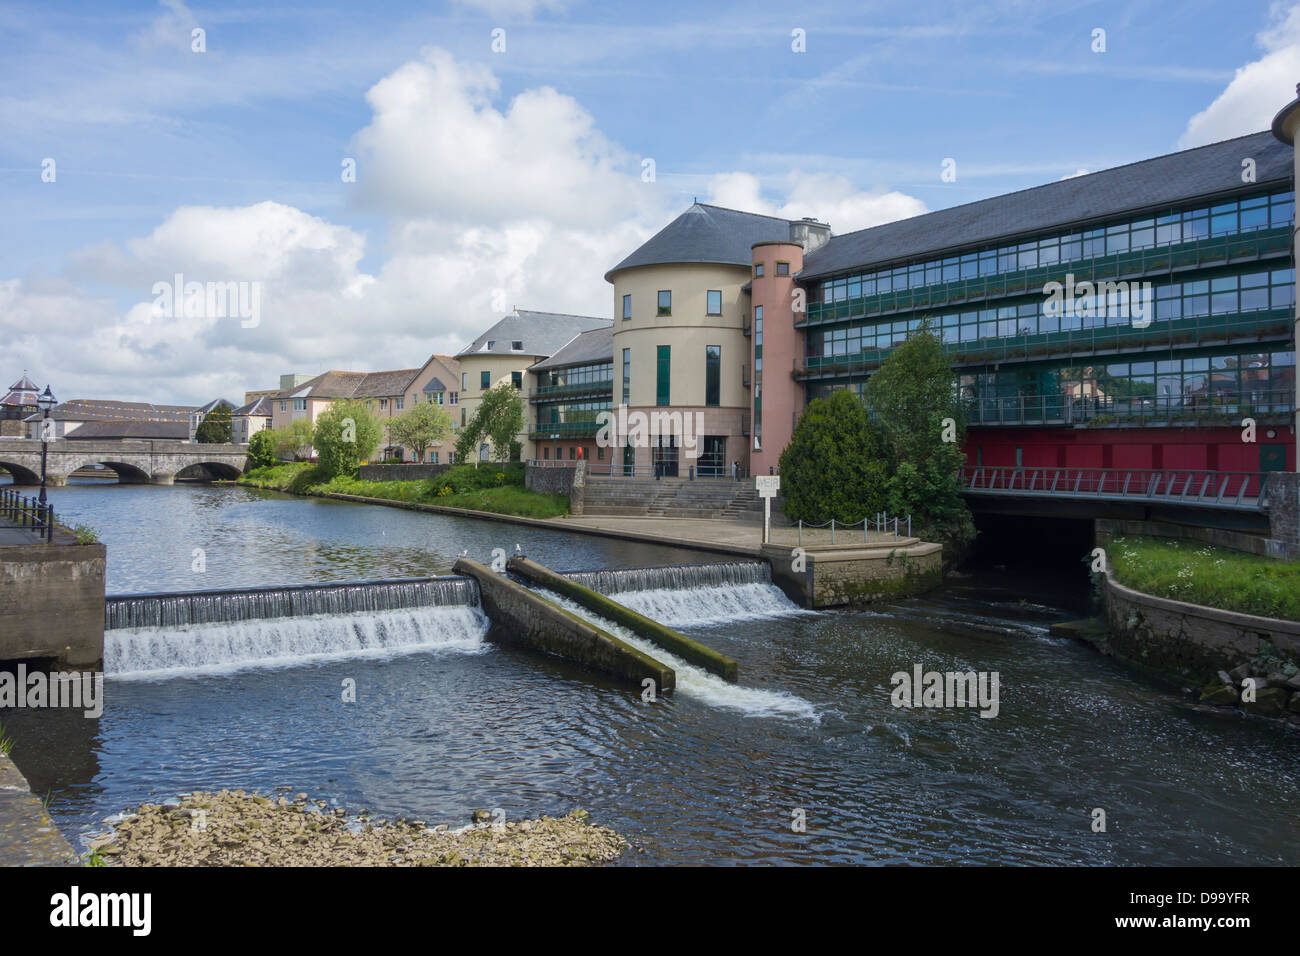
581 476 767 520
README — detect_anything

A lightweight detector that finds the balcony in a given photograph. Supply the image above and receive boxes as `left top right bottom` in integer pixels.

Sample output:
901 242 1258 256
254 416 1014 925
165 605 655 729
963 389 1293 428
528 420 603 439
799 227 1292 328
529 379 613 403
793 309 1295 380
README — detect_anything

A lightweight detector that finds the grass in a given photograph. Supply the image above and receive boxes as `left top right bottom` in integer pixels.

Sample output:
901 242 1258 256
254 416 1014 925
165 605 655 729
70 523 99 544
1106 535 1300 622
0 722 13 757
238 462 570 519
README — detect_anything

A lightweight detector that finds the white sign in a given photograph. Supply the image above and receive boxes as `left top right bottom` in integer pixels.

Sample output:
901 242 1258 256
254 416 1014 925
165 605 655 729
755 475 780 498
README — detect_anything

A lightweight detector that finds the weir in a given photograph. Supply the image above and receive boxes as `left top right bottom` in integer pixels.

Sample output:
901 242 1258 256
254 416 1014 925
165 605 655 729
105 576 477 629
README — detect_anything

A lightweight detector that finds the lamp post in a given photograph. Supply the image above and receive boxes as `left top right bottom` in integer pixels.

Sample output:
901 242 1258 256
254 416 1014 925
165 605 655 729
37 385 55 506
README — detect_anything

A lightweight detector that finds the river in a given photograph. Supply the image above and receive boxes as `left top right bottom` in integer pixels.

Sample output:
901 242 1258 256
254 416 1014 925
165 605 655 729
3 480 1298 865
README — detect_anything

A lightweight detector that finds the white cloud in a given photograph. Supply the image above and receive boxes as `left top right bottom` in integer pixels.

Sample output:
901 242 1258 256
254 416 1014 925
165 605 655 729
1180 2 1300 147
706 171 927 234
452 0 574 18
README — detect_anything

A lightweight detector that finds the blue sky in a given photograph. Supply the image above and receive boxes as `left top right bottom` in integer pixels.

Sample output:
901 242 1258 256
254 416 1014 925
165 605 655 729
1 0 1297 404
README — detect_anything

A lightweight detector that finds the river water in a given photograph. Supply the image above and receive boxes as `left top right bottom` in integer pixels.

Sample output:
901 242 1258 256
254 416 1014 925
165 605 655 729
4 481 1298 865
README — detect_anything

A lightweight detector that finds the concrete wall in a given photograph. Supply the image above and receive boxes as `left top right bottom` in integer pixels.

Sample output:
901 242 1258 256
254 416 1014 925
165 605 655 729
525 461 577 495
1103 568 1300 682
358 462 451 482
0 541 105 667
1096 517 1285 559
453 557 674 691
764 540 944 608
508 555 738 681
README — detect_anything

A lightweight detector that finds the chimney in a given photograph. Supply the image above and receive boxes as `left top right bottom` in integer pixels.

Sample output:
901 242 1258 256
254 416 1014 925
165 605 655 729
790 217 831 254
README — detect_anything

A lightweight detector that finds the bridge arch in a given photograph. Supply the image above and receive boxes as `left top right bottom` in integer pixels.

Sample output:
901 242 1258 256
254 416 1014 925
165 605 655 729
174 461 244 481
0 460 41 485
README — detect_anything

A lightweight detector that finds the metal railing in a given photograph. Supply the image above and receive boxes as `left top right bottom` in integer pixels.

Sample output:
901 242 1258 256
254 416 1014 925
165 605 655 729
963 389 1294 427
530 379 614 402
801 226 1292 326
791 512 913 544
584 462 750 479
959 466 1272 510
1 487 55 542
793 309 1294 379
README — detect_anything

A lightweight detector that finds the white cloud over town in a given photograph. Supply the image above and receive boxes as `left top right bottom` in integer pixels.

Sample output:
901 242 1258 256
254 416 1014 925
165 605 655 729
1180 1 1300 147
2 44 924 405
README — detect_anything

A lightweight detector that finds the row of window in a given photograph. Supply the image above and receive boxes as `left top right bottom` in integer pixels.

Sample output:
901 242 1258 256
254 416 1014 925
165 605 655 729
961 350 1296 405
537 399 610 425
623 290 725 319
463 371 524 390
653 345 723 406
754 261 791 278
814 190 1295 304
807 268 1296 357
536 361 613 389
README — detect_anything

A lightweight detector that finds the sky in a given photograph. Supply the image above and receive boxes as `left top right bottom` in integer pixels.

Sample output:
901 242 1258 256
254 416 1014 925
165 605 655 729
2 0 1299 406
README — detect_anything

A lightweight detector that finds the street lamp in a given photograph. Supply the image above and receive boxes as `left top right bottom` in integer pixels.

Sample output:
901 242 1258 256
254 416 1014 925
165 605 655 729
37 386 55 506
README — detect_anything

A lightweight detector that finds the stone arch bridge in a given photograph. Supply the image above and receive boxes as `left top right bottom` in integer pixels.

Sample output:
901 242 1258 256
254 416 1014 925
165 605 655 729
0 439 248 485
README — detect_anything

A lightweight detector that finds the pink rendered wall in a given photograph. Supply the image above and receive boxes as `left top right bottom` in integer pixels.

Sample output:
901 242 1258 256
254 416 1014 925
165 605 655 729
750 241 804 476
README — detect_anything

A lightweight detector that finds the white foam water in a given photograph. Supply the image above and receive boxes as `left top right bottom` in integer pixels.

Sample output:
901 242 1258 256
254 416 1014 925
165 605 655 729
534 589 819 722
105 605 490 680
608 581 811 629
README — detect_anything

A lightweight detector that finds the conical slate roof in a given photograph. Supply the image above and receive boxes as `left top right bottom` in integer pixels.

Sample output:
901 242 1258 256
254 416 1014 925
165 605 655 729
604 203 795 281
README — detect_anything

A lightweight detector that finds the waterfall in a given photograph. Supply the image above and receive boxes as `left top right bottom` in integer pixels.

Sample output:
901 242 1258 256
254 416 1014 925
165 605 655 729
561 562 809 628
103 575 488 679
105 576 478 630
105 605 490 679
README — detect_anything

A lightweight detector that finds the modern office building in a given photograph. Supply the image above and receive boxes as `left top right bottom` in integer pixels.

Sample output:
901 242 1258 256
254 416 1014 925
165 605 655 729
528 324 614 464
596 124 1296 479
456 309 609 461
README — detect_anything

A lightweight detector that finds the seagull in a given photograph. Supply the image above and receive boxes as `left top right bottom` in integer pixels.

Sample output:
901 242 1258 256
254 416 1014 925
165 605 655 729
459 549 468 557
515 543 522 554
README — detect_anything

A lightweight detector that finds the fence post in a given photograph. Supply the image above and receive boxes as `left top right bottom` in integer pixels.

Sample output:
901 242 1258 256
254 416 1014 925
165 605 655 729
863 518 868 543
907 515 911 538
798 519 803 546
831 518 836 544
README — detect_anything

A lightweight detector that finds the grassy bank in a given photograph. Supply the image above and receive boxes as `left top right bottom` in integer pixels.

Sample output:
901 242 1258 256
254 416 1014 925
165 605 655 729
237 462 570 519
1106 535 1300 622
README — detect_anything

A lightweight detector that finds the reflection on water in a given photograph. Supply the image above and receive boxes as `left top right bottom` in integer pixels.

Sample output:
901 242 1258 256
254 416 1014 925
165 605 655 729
4 483 1298 865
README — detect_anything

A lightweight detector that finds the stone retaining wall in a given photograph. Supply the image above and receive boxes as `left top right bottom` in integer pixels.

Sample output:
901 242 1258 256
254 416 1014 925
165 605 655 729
1096 518 1280 558
762 540 944 608
358 463 450 482
524 461 578 495
1265 471 1300 559
0 541 105 667
1102 568 1300 682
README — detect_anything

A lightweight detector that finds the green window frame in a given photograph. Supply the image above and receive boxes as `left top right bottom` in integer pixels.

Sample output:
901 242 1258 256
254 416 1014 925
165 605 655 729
705 345 721 407
656 345 671 406
480 370 491 389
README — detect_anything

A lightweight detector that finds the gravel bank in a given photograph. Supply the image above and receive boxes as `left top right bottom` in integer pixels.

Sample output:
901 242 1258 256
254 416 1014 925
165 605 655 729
89 790 627 867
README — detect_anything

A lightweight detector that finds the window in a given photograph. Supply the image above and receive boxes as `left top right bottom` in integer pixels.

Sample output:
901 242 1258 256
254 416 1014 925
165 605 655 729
396 397 404 410
657 290 672 316
656 345 671 405
450 392 458 405
569 446 576 460
707 290 722 315
755 305 763 346
543 447 549 460
379 399 387 410
512 340 523 350
431 451 439 463
754 263 764 278
461 408 466 426
461 372 467 390
512 370 522 390
776 261 790 276
623 294 632 320
487 340 495 350
622 347 631 404
480 371 491 389
293 399 306 411
448 451 455 464
280 401 286 412
705 345 721 407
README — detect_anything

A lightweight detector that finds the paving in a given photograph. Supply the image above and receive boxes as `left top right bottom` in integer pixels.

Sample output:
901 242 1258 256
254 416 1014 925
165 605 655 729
0 752 79 866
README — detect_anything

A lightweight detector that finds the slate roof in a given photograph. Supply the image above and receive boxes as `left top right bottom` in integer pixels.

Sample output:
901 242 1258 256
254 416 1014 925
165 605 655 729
422 377 447 392
274 368 420 401
605 203 795 280
456 310 609 359
799 130 1294 282
62 420 190 440
30 399 194 424
232 396 274 417
529 325 615 371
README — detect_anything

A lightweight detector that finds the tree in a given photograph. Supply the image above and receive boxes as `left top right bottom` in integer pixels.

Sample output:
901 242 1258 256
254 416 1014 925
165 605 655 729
862 319 973 546
313 398 383 479
273 418 316 461
247 429 278 468
455 383 524 464
194 403 232 443
387 402 454 463
778 388 889 524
